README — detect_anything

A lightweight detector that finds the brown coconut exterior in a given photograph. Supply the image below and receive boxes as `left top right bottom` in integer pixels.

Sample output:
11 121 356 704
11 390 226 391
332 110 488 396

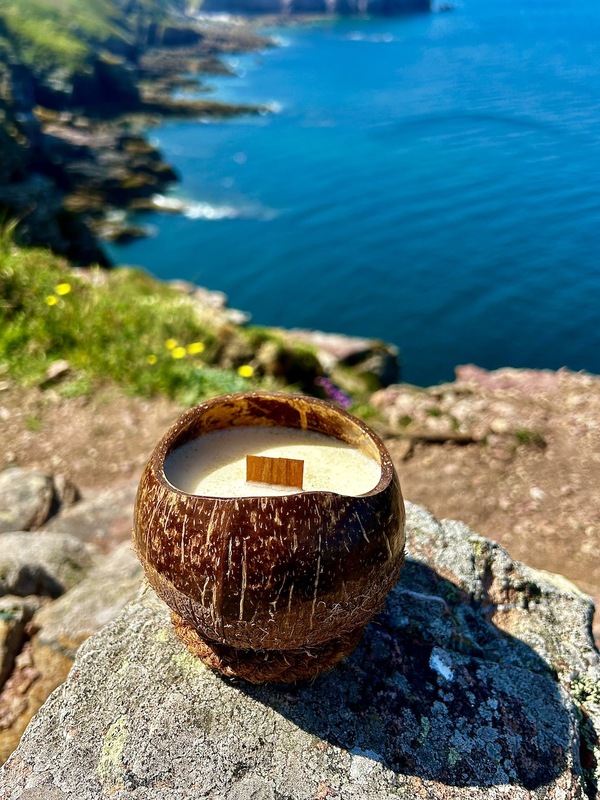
133 392 405 655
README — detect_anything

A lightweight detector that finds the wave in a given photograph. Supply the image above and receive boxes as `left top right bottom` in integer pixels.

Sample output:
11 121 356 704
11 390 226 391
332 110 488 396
151 194 278 222
185 201 279 222
345 31 395 43
271 35 292 48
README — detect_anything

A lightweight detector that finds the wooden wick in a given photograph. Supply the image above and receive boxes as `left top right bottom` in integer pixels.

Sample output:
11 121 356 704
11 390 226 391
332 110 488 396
246 455 304 490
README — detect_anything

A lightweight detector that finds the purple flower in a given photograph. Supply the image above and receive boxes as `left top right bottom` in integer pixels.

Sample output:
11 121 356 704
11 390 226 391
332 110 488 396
315 376 352 409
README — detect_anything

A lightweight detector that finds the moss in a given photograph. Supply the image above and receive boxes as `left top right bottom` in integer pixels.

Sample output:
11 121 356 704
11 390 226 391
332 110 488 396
417 716 430 745
447 746 462 768
154 628 170 644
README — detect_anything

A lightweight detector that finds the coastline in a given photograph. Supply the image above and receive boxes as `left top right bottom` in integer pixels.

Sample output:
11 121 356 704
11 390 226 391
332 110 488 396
0 1 599 781
0 11 273 265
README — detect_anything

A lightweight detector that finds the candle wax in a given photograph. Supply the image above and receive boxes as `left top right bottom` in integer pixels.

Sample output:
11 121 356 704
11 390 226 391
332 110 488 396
164 426 381 498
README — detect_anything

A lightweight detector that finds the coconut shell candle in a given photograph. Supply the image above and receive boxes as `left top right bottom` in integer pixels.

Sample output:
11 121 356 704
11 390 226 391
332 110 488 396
133 392 405 683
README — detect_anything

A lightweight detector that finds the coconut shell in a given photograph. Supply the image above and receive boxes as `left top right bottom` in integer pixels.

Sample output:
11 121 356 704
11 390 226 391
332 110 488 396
133 392 405 679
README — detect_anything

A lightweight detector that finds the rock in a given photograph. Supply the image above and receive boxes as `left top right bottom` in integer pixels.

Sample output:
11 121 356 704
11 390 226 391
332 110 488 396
0 468 79 533
43 480 138 548
0 532 97 598
0 598 40 690
33 542 142 660
167 279 252 326
370 374 553 444
50 475 80 510
285 328 400 387
161 25 203 47
0 643 42 764
455 364 564 394
1 504 598 797
94 220 153 244
0 544 142 767
39 360 71 388
0 469 54 533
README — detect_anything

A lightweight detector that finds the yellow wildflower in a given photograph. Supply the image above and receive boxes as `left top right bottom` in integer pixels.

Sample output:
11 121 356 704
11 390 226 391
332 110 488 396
55 283 71 296
165 338 178 350
237 364 254 378
171 346 187 359
187 341 205 355
45 295 58 306
147 354 158 365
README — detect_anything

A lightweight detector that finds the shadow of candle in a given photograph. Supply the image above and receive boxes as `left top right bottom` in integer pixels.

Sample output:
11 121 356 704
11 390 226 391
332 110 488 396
235 558 577 790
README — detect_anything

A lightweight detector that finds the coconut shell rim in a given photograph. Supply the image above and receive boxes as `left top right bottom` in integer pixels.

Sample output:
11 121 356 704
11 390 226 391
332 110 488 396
148 390 396 502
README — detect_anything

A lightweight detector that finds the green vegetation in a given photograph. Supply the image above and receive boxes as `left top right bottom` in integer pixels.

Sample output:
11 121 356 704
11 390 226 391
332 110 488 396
0 229 268 404
0 0 173 72
513 428 547 449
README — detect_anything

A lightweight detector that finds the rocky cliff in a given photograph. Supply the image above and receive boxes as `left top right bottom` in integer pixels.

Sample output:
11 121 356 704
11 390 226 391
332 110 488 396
0 2 265 264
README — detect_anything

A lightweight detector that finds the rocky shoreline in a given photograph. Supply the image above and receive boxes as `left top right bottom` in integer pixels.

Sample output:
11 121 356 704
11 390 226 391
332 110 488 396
0 12 271 264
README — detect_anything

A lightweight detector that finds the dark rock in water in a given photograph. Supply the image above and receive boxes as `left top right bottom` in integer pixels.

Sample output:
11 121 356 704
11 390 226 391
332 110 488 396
1 503 598 797
94 220 153 244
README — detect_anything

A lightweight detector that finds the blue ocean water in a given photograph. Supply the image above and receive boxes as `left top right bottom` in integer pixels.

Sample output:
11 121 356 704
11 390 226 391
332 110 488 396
106 0 600 386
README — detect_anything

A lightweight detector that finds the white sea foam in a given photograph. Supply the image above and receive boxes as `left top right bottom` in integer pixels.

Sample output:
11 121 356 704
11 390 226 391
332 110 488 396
265 101 283 114
346 32 395 43
152 193 262 221
152 195 280 222
271 36 291 48
184 202 241 220
151 194 186 212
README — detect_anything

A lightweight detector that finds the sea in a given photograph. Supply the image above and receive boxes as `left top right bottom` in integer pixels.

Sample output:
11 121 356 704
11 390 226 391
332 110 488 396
106 0 600 387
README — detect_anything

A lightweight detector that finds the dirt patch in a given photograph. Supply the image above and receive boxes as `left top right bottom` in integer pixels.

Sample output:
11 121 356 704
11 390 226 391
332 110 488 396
0 381 181 494
374 366 600 645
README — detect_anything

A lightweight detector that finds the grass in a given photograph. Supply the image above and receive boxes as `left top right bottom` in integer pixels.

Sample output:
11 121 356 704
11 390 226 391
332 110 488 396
0 0 172 73
0 230 267 404
0 226 379 414
514 428 547 449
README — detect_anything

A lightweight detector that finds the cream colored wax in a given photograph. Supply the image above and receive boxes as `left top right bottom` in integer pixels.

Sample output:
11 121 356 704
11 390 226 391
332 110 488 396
164 426 381 498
